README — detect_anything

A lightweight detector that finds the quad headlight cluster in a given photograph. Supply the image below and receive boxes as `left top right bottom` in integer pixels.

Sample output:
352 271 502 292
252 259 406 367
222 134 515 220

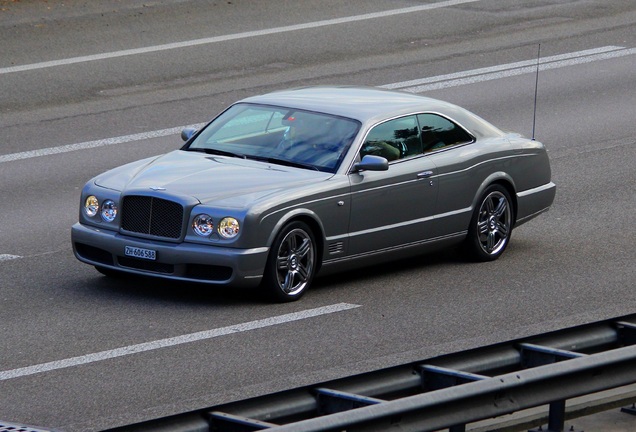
193 214 240 239
84 195 118 222
84 195 240 239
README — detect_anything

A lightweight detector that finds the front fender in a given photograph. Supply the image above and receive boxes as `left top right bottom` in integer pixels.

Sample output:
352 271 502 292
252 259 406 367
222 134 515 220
264 208 326 248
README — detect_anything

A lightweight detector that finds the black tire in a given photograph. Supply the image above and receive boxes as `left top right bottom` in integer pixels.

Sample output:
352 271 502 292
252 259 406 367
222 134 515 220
464 184 513 262
262 221 317 302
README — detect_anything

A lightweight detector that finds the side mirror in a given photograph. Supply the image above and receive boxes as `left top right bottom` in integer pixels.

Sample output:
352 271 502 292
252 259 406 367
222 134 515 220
353 155 389 172
181 127 198 142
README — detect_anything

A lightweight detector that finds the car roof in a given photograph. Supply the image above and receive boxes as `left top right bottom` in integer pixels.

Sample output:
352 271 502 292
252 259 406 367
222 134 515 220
240 86 448 121
239 86 504 137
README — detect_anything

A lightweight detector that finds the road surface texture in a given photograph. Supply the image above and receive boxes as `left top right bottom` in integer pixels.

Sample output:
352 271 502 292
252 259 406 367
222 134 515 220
1 1 635 430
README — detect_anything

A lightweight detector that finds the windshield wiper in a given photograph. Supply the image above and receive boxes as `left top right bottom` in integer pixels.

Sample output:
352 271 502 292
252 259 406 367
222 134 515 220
247 156 320 171
187 147 246 159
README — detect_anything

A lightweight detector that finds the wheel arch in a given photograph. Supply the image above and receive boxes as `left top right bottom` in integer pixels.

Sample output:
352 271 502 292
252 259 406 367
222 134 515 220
474 173 518 226
266 209 326 271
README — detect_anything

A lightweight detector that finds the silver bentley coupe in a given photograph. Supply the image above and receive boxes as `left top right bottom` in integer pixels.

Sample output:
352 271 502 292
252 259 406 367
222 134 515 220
72 86 555 301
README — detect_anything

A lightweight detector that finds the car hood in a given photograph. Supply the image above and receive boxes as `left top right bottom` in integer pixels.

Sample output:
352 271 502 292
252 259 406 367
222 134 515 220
94 150 331 207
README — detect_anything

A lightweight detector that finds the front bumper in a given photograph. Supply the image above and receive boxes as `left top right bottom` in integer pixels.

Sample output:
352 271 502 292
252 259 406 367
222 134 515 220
71 223 268 287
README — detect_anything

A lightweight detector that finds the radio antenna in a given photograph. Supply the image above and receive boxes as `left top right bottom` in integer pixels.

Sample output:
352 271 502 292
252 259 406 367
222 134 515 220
531 43 541 141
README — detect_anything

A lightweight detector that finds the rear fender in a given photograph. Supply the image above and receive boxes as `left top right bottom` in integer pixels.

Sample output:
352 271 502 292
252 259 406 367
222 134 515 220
471 173 518 223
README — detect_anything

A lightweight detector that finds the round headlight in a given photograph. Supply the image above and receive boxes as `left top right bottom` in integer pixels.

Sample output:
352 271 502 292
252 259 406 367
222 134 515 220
193 214 214 237
101 200 118 222
85 196 99 217
218 217 240 239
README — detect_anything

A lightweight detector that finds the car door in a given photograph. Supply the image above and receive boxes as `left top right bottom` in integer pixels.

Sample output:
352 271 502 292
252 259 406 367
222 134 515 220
416 113 482 237
347 115 439 256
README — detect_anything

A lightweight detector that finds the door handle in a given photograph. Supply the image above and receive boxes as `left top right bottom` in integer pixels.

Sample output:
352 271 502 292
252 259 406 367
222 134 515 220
417 171 434 179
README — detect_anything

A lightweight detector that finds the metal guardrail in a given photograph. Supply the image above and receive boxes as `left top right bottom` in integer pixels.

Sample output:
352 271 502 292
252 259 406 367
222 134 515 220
4 316 636 432
102 314 636 432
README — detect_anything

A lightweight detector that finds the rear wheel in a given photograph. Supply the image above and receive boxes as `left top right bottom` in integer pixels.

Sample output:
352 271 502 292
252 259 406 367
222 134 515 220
465 185 513 261
263 221 317 302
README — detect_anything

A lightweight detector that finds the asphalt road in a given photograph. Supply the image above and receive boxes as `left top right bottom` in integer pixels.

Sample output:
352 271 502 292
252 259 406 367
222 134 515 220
1 1 635 430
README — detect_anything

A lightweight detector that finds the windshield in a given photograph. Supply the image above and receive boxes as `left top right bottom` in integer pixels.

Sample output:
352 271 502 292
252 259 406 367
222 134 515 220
185 103 361 173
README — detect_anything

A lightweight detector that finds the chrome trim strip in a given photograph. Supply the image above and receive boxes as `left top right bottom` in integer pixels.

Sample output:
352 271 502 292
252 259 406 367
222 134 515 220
347 207 471 239
435 153 533 179
350 177 431 196
517 181 556 198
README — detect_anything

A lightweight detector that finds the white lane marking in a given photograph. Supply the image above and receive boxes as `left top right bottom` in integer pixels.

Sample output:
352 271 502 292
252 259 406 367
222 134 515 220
2 45 634 165
381 46 625 90
0 254 22 262
0 123 205 164
0 0 480 75
0 302 360 381
384 46 636 93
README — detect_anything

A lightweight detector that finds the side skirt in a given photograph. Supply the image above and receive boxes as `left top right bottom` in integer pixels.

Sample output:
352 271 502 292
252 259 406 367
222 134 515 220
318 232 466 277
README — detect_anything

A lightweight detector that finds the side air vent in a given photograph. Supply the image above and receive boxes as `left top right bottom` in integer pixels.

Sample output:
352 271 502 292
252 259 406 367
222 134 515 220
328 242 344 255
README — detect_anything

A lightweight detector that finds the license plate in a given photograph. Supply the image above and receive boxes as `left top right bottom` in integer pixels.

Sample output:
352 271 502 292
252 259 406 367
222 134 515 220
125 246 156 261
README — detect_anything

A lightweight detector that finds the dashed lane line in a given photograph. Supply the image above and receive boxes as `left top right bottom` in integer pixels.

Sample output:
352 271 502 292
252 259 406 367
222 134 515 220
0 0 480 75
0 302 361 381
0 254 22 262
0 123 204 164
1 45 634 165
382 45 635 93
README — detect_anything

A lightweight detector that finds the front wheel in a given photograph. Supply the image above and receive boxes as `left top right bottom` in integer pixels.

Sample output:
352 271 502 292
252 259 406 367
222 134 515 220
263 221 317 302
464 185 513 262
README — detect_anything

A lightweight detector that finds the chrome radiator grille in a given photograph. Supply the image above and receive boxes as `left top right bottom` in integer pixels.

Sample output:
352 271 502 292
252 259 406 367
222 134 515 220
121 196 184 239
